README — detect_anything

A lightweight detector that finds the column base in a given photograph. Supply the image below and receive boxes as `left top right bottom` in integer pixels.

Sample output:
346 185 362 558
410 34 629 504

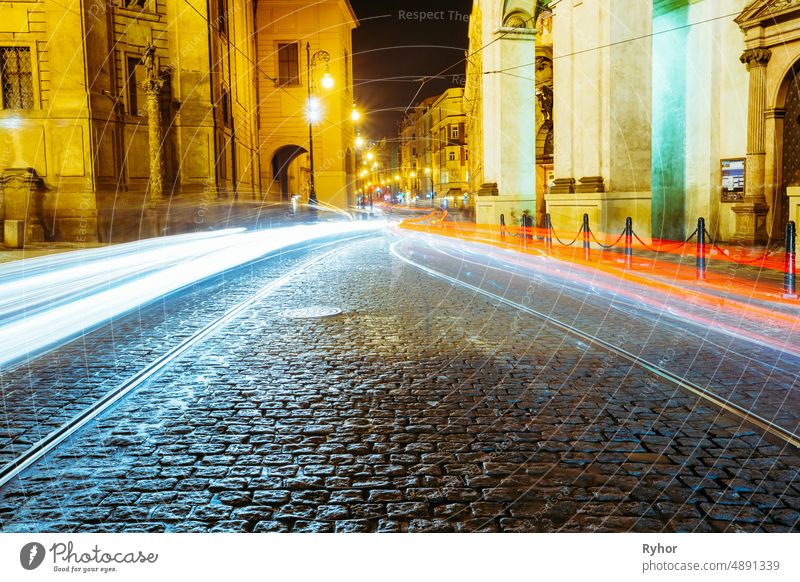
144 202 170 239
475 194 537 226
546 190 653 241
730 202 769 246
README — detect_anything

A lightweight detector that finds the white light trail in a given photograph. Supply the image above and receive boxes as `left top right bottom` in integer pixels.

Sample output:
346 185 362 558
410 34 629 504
0 222 385 368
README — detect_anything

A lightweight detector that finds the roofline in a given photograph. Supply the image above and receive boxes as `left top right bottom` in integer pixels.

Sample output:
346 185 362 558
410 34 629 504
340 0 360 28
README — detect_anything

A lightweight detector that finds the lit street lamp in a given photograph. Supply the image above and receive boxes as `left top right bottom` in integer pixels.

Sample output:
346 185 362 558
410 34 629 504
306 43 333 206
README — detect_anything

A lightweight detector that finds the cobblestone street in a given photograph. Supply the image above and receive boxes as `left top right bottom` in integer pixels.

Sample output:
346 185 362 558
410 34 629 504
0 234 798 533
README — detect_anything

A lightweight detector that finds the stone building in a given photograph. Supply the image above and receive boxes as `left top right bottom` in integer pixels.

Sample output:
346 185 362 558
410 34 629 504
465 0 539 226
0 0 262 245
551 0 800 243
429 88 469 209
255 0 358 211
398 95 437 202
468 0 800 244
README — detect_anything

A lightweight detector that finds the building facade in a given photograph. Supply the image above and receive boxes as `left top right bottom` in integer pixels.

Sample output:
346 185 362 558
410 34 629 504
255 0 358 211
0 0 262 244
465 0 538 226
398 95 436 203
429 88 469 209
550 0 800 243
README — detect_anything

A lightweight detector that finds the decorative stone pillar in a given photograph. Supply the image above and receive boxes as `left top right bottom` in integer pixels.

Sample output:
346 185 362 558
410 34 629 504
141 44 168 238
142 43 165 205
733 48 771 245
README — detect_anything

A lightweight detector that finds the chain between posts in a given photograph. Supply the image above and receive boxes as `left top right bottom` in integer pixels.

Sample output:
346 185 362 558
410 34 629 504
551 223 584 247
494 214 796 298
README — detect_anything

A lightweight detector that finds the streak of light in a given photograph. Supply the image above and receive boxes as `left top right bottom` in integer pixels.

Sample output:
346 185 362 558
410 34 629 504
396 219 800 330
0 222 385 368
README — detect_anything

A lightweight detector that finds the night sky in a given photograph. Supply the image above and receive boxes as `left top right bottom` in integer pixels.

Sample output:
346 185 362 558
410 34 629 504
349 0 473 140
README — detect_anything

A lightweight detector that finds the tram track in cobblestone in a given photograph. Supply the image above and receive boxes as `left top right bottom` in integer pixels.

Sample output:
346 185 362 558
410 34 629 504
0 235 373 489
390 242 800 450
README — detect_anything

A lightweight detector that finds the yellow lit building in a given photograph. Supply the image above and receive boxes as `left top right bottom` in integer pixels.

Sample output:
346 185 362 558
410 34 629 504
0 0 262 245
429 88 468 210
255 0 358 211
398 95 436 203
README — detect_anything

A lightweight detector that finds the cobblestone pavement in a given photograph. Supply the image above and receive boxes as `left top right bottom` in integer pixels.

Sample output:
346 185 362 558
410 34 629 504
0 237 362 466
0 234 798 533
396 233 800 433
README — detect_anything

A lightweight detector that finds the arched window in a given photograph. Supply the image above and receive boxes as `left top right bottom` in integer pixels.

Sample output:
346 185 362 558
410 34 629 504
503 10 530 29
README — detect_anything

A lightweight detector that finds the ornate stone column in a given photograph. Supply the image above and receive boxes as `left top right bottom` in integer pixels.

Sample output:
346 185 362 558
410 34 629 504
142 43 165 205
141 44 167 238
733 48 771 245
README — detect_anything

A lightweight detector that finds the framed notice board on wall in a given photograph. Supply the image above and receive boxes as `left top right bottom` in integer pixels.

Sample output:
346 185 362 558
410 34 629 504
721 158 745 202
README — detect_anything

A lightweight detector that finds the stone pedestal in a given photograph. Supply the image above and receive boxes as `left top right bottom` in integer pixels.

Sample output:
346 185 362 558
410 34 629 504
475 194 537 227
0 168 46 248
546 190 653 241
731 202 769 245
787 186 800 226
144 203 170 239
4 221 25 249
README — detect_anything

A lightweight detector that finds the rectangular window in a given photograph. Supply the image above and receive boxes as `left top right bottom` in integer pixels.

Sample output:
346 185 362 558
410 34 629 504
277 43 300 86
221 87 231 127
449 151 456 162
123 0 147 8
217 0 228 37
450 125 459 140
126 56 146 116
0 47 34 109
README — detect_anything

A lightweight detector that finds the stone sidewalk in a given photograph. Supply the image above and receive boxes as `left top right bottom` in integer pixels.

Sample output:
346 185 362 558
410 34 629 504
0 236 797 533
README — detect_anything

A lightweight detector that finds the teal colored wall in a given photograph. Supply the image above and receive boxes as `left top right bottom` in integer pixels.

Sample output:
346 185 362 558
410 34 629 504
652 4 689 240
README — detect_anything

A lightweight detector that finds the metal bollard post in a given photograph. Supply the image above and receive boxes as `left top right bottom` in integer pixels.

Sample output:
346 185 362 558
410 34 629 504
696 217 707 282
625 217 633 269
583 213 591 260
500 213 506 242
545 213 553 254
785 221 797 298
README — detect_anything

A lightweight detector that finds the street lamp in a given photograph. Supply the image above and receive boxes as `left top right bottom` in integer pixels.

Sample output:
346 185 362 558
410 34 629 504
306 43 333 206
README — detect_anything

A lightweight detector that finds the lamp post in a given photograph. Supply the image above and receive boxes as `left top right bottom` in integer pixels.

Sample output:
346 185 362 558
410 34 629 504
306 43 333 206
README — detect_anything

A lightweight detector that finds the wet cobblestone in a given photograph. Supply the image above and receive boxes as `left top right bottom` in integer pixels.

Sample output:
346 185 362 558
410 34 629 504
0 236 797 532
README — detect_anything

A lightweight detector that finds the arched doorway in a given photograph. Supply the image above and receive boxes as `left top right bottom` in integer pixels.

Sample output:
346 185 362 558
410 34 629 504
270 145 308 202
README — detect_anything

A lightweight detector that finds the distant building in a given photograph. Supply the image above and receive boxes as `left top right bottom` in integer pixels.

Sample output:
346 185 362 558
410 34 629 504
429 88 469 209
0 0 262 244
398 95 437 203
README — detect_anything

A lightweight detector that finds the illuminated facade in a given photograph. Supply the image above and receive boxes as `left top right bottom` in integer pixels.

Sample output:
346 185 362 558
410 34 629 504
255 0 358 211
551 0 800 243
0 0 261 245
399 95 436 202
465 0 538 226
429 88 469 209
